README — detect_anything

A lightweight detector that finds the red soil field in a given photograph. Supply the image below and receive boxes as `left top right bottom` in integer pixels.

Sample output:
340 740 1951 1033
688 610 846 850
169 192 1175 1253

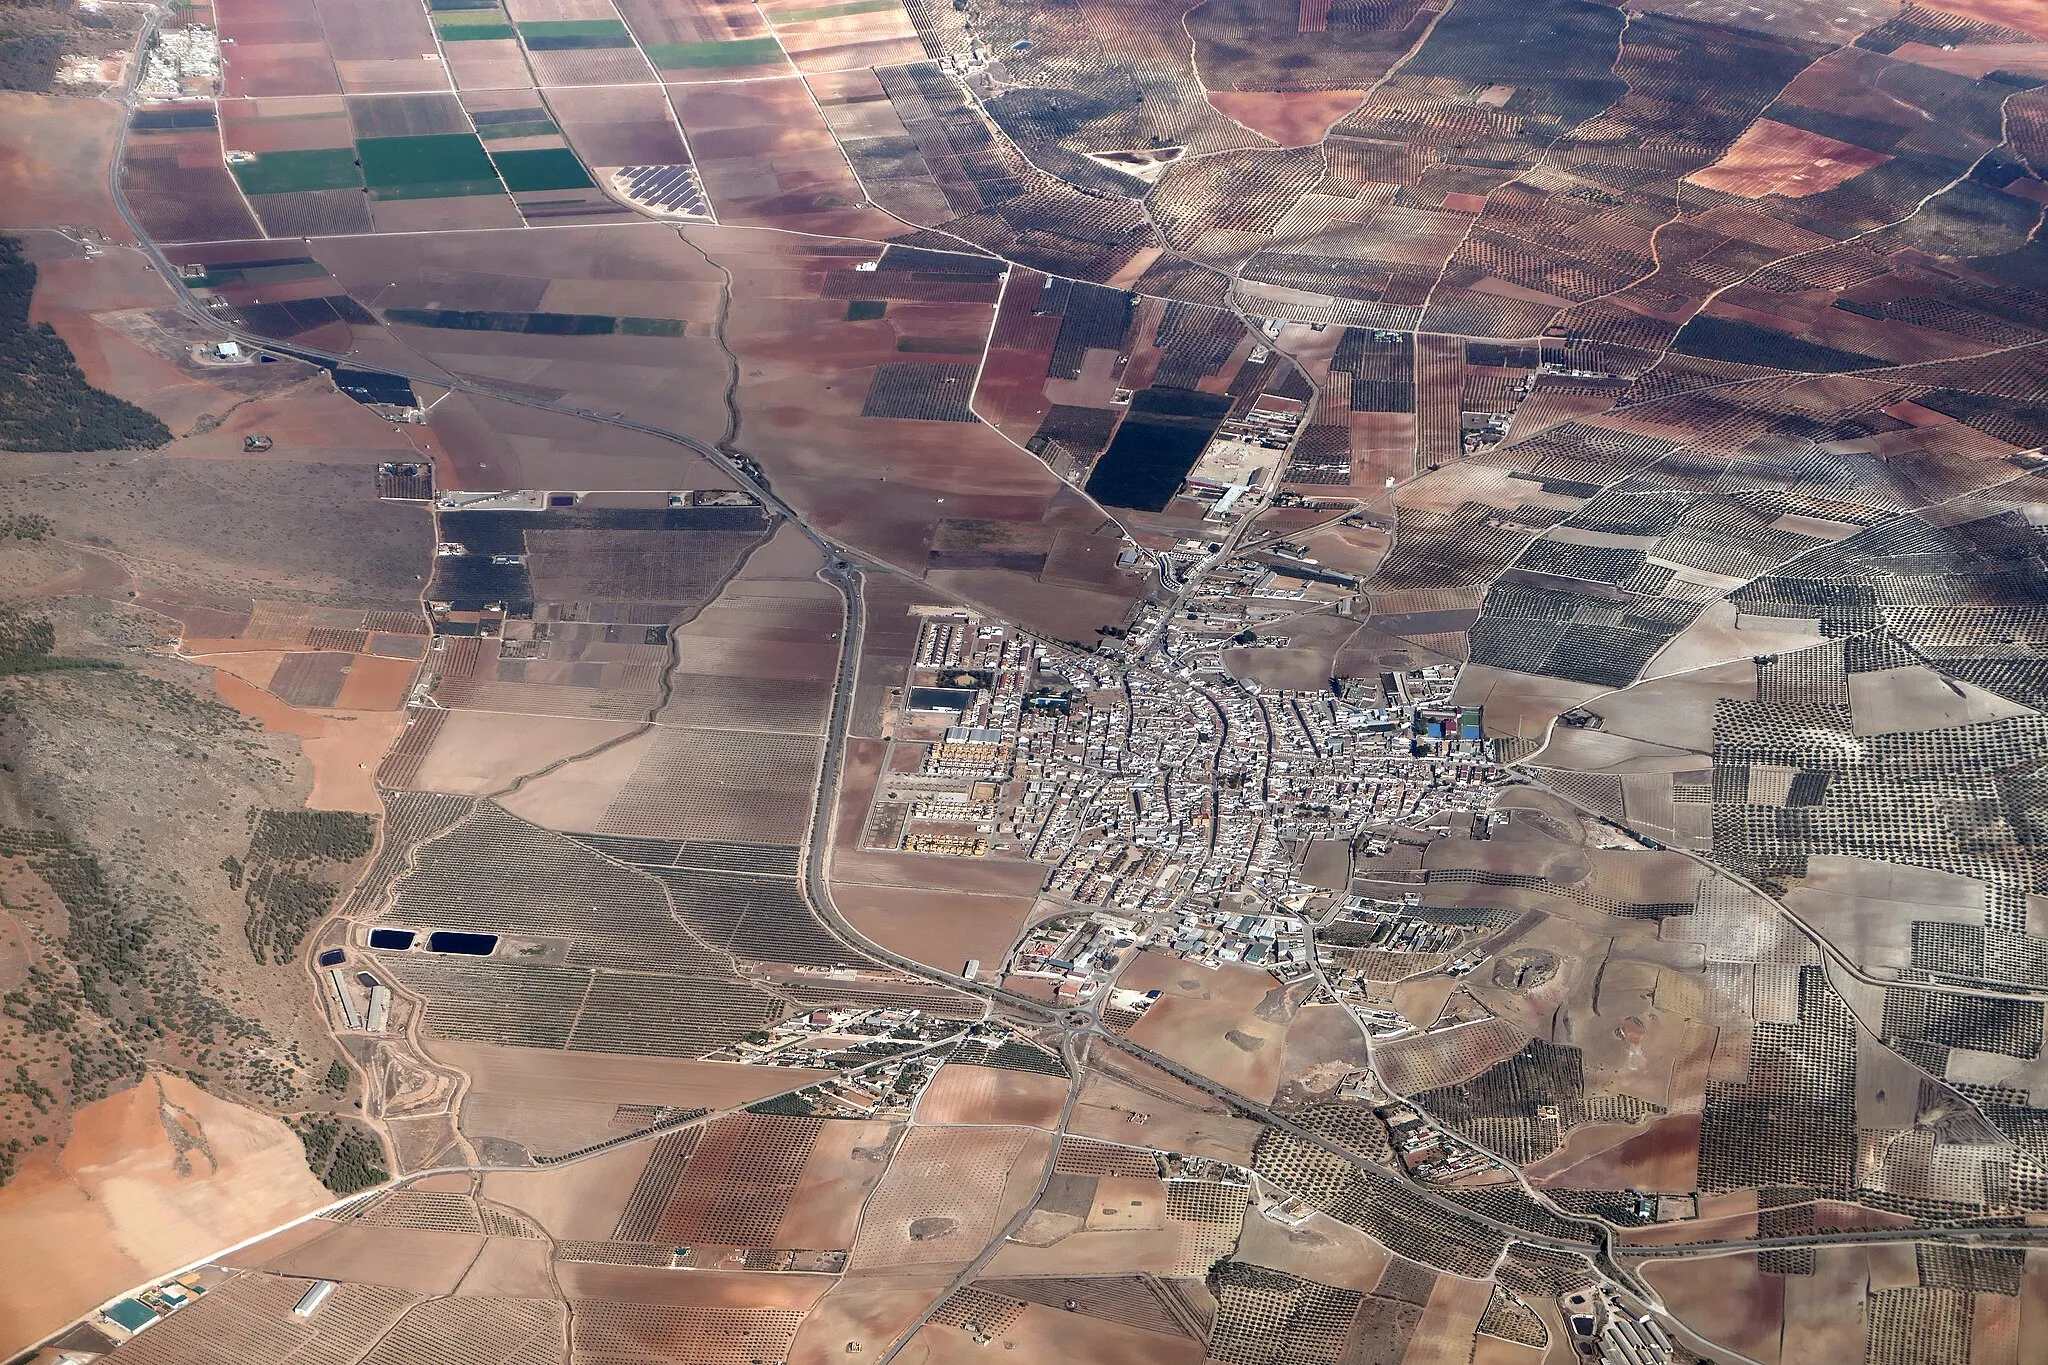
832 853 1047 904
1642 1254 1785 1365
549 84 693 166
1915 0 2048 39
1122 956 1290 1103
216 0 324 44
1529 1113 1701 1193
669 81 903 237
850 1125 1053 1272
1207 89 1365 147
25 254 250 434
156 378 425 465
973 270 1065 444
834 883 1035 975
369 194 526 233
1687 120 1891 199
425 389 727 492
482 1141 654 1242
333 652 418 709
443 41 533 91
225 45 346 98
0 92 133 239
320 0 441 63
504 0 616 20
787 1277 951 1364
557 1262 833 1310
1406 1275 1494 1365
916 1301 1205 1365
220 96 356 154
773 1118 895 1250
0 1073 329 1350
915 1063 1070 1128
260 1221 483 1293
617 0 777 51
1472 1338 1544 1365
212 670 403 812
122 132 266 244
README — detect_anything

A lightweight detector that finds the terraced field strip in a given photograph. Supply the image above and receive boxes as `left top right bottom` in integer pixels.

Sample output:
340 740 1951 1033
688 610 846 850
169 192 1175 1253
770 0 900 20
434 9 516 41
471 107 560 141
642 36 783 70
518 18 637 49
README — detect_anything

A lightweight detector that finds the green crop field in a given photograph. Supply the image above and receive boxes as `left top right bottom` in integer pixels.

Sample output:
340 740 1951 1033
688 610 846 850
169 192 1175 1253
518 18 634 49
356 133 504 200
183 257 331 289
434 11 513 40
471 108 558 140
477 120 558 140
229 148 363 196
773 0 897 22
643 36 783 69
491 147 594 192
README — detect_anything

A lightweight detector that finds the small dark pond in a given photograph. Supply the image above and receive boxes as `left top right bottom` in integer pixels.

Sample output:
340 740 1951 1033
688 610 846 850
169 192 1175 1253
428 931 498 955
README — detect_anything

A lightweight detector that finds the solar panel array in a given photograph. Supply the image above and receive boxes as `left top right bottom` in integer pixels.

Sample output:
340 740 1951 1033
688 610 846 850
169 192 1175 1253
617 164 710 218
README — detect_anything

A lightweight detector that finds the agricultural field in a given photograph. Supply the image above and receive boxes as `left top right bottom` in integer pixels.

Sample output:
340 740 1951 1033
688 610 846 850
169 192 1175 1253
11 0 2048 1362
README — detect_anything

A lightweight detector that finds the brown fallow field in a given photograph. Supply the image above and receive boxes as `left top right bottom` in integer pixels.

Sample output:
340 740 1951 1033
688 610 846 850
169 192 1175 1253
0 1076 330 1350
915 1062 1071 1128
1206 89 1367 147
667 79 907 238
619 0 791 84
547 83 694 167
1120 951 1294 1103
215 0 344 97
850 1125 1054 1271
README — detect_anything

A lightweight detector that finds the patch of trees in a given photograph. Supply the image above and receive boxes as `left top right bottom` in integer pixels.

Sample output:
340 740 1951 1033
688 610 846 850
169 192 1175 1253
1207 1259 1299 1294
0 827 147 1010
0 236 170 451
67 1030 142 1102
291 1115 388 1194
2 964 79 1033
0 512 53 539
237 809 376 964
0 816 277 1113
0 32 60 91
247 809 376 863
243 866 337 965
0 607 114 676
0 0 119 94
